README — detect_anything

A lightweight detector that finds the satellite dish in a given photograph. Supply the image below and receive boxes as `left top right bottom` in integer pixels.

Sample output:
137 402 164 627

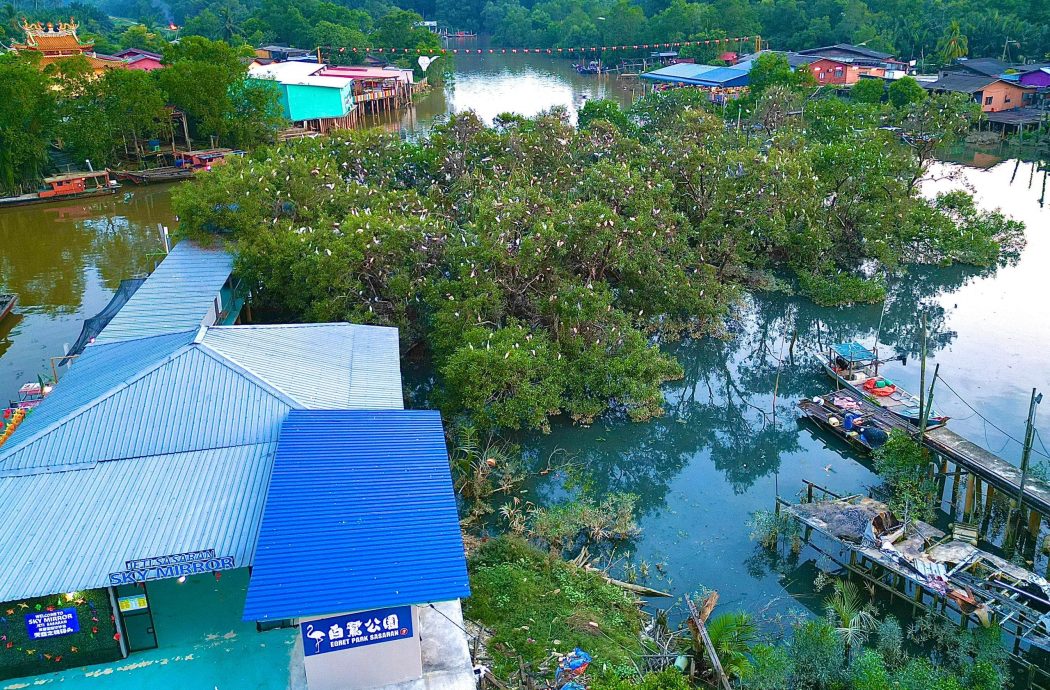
418 55 440 72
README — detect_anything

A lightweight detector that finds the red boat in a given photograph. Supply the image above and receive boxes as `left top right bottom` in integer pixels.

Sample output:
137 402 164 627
0 171 117 208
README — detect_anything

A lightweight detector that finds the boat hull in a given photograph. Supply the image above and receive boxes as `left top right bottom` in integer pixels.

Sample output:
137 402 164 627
0 187 116 209
821 361 948 428
0 294 16 322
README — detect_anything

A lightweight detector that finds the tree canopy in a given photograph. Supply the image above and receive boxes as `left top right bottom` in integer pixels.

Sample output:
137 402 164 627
173 89 1022 433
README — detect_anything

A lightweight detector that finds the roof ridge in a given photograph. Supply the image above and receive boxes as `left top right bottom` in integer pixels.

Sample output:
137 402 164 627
0 340 198 461
195 342 306 409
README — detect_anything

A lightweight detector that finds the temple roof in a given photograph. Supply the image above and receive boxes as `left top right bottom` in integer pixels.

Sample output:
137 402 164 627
16 19 92 53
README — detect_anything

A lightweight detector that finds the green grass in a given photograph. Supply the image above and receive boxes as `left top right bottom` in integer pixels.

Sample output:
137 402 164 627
465 536 648 680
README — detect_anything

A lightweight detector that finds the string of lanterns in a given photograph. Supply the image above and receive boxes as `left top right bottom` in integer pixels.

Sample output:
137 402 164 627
320 35 759 57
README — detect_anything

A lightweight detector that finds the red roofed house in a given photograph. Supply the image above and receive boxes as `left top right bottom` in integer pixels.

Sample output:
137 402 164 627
114 48 164 71
13 19 124 75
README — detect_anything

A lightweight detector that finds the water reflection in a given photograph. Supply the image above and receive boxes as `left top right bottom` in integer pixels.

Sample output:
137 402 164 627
0 187 169 395
521 155 1050 614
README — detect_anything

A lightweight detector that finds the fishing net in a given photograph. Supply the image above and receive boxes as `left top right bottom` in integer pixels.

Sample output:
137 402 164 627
65 277 146 359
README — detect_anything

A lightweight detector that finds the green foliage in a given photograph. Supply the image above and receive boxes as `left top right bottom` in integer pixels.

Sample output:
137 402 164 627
851 79 885 105
873 429 937 521
789 619 845 689
175 93 1021 431
527 493 640 553
849 650 890 690
704 612 757 679
157 36 285 147
465 536 647 679
0 54 57 194
824 580 877 659
58 68 168 167
740 644 793 690
578 98 638 136
888 77 927 108
797 271 886 307
590 668 691 690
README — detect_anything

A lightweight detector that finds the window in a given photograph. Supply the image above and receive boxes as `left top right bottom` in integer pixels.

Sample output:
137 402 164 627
818 72 825 80
984 96 993 105
1005 96 1011 103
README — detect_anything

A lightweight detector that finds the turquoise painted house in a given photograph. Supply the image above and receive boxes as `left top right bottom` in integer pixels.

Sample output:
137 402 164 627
248 61 357 129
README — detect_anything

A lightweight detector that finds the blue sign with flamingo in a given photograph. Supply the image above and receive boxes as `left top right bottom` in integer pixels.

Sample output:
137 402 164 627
301 605 413 656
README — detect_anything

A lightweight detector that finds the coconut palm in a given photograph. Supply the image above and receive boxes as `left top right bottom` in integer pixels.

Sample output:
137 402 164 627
937 20 969 65
824 580 877 660
704 612 757 680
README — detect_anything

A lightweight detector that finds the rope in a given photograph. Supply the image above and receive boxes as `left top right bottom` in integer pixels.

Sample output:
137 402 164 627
934 373 1049 460
318 35 761 58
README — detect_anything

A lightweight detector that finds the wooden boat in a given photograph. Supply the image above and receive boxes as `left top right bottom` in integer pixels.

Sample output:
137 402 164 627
116 167 194 184
115 149 243 185
820 342 948 428
0 294 15 322
797 392 892 453
0 171 117 208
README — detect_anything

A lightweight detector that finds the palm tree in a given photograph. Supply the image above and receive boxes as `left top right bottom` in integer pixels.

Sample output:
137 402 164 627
704 612 757 680
824 580 877 660
937 20 969 65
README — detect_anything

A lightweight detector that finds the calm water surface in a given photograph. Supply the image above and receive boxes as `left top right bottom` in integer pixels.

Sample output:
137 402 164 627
0 187 170 397
0 56 1047 645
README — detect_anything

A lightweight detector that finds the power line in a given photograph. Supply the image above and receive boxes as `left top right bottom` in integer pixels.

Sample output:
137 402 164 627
319 35 762 59
935 373 1049 460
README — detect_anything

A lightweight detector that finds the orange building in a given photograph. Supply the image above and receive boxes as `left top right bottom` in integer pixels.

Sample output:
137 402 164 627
13 19 124 75
807 57 890 85
921 74 1036 112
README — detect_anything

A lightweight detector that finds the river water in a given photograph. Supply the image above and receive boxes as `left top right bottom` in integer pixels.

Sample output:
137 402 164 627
1 55 1048 647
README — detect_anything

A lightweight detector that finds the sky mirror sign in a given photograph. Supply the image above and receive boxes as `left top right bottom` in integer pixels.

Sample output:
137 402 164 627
108 549 236 585
301 605 413 657
25 608 79 640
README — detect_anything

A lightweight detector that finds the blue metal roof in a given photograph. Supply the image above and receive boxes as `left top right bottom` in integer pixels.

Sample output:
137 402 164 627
243 410 470 621
641 62 750 87
0 442 276 602
832 342 877 362
94 241 233 344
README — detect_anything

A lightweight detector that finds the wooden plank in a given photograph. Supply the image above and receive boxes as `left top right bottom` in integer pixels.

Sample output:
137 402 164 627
686 595 732 690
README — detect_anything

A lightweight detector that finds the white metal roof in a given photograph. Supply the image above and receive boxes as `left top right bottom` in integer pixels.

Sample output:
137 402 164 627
94 241 233 344
0 321 404 600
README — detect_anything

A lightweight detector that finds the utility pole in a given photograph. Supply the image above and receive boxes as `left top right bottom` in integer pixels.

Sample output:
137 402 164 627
916 313 927 439
1016 388 1043 512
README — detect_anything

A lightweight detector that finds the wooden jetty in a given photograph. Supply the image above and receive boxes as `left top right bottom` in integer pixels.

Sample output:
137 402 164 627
777 482 1050 689
823 387 1050 518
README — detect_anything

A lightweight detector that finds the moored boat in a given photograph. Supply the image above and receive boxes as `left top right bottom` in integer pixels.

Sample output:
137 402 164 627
0 170 117 208
820 342 948 428
0 294 15 322
115 149 244 185
797 392 892 453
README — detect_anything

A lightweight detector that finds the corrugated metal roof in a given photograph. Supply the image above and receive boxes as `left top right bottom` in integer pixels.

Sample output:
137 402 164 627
242 410 469 621
202 324 404 410
641 62 750 86
0 330 195 453
0 345 294 475
0 443 276 602
94 241 233 344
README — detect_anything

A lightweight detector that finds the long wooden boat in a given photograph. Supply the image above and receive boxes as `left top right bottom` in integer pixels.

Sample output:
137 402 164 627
797 392 892 453
0 171 117 208
820 342 948 428
115 149 244 186
0 294 15 322
116 167 194 185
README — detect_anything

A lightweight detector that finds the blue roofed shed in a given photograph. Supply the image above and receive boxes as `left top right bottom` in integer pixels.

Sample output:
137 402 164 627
641 62 751 87
243 409 469 621
94 241 237 344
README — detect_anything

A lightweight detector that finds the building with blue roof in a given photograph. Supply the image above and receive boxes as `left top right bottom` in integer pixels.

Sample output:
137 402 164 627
641 61 752 88
0 243 472 690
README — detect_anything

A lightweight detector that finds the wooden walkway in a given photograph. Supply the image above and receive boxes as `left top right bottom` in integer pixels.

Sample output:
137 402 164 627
822 388 1050 516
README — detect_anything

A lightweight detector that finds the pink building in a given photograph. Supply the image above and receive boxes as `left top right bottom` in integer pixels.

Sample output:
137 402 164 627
114 48 164 71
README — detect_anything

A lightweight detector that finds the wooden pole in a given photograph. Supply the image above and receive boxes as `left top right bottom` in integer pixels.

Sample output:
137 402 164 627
917 313 927 439
963 474 976 522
